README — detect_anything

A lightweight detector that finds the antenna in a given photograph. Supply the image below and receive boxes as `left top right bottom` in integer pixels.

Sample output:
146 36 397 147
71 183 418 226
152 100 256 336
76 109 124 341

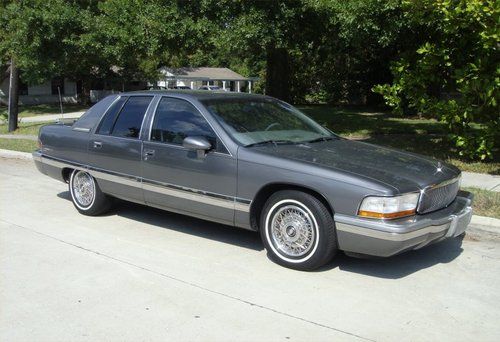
57 86 64 122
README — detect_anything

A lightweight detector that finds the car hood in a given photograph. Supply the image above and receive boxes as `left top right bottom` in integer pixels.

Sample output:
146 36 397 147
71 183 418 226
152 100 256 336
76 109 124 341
251 139 460 193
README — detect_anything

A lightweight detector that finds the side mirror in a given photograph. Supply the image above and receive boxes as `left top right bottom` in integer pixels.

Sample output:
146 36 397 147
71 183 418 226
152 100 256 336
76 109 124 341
182 136 212 158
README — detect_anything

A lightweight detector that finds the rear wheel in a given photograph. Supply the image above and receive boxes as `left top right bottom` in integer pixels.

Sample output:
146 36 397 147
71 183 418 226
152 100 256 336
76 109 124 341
260 190 337 271
69 169 111 216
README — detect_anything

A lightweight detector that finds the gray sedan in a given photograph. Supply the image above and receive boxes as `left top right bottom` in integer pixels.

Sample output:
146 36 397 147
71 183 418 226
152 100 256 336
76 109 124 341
33 91 472 270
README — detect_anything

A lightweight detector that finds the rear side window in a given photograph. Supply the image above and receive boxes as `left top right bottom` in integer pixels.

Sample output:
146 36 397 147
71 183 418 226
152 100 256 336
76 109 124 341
111 96 152 138
151 97 216 146
97 96 152 138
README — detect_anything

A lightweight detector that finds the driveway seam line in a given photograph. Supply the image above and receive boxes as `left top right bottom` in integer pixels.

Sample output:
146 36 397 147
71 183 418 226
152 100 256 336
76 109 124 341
2 218 376 342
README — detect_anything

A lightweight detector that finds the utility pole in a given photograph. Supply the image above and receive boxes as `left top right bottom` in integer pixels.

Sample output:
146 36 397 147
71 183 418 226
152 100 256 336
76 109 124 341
8 58 19 132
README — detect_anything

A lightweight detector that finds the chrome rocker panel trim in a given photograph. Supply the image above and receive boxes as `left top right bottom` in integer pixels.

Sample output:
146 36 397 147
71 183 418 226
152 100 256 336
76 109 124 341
34 152 251 213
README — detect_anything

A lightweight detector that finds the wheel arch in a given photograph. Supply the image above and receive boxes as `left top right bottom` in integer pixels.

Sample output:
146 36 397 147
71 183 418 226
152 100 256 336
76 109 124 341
62 167 73 183
249 182 334 231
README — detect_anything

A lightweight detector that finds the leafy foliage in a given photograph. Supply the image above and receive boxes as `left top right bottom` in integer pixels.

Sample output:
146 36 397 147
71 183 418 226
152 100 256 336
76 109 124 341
374 0 499 160
0 1 97 83
0 0 497 161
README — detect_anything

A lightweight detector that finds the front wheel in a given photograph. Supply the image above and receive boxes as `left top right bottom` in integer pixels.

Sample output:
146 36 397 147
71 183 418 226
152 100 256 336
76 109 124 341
260 190 338 271
69 169 111 216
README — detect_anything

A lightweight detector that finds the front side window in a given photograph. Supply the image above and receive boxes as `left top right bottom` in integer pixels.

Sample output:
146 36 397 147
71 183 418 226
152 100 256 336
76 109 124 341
202 98 335 146
151 97 217 147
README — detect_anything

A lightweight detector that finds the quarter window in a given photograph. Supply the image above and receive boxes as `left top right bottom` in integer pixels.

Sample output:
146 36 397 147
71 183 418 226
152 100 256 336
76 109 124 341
151 97 217 147
97 96 128 135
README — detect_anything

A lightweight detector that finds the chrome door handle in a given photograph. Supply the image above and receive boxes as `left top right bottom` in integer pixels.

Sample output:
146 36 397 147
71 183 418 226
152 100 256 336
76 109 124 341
144 149 155 157
93 141 102 149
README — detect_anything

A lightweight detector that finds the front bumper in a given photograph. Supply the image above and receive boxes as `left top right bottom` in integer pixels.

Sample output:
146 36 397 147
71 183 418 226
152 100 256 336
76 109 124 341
334 191 473 257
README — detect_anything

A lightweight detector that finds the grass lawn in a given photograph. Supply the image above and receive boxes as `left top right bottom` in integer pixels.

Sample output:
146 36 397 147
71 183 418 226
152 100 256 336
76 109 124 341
463 187 500 219
299 105 499 175
0 103 89 119
0 122 48 136
0 138 38 153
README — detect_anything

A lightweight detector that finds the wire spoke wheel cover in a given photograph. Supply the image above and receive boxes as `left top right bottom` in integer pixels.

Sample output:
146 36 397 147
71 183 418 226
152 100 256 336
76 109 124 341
71 171 96 209
265 199 320 263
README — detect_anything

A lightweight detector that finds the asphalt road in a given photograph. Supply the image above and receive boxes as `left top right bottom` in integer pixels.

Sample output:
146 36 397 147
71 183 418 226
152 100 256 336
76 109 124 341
1 157 499 342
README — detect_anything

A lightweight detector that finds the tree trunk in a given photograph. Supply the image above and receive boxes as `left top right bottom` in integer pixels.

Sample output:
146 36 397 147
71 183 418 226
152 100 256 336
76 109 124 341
8 58 19 132
265 47 291 102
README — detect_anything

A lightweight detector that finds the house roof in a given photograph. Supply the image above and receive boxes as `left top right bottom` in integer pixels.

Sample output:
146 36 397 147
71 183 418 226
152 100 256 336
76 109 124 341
159 67 256 81
127 89 267 101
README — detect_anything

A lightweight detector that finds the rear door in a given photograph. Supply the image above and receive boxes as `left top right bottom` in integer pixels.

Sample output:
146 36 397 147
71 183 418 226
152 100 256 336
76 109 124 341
88 95 153 202
141 96 237 225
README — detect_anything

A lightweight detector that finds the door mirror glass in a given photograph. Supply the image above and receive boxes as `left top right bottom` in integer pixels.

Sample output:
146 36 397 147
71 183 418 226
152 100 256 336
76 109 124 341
182 136 212 151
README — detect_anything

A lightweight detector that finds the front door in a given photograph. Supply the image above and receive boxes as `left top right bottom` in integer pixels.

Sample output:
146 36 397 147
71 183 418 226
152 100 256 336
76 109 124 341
142 96 237 225
88 95 153 202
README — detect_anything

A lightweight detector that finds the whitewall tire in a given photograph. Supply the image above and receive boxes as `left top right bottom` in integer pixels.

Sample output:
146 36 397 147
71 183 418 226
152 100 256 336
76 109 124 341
260 190 337 271
69 169 111 216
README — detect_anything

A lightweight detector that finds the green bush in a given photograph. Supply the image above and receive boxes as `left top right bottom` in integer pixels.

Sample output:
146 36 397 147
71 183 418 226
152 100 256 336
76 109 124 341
374 0 499 161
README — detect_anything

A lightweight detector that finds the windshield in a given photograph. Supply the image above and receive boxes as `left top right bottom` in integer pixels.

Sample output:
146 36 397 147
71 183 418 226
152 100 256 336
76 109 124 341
202 98 335 146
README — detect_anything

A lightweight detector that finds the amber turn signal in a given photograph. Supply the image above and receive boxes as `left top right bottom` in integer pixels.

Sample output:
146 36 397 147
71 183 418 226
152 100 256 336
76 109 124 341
358 209 416 219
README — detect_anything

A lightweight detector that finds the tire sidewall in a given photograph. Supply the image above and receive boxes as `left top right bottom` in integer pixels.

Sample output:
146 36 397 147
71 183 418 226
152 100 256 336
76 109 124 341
69 170 96 211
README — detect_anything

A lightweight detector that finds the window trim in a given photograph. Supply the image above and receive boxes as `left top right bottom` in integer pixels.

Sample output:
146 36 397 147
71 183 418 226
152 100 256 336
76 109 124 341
148 96 231 156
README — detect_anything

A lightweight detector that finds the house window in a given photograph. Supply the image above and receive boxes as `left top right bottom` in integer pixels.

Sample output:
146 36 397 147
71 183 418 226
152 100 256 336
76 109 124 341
76 80 82 94
51 77 65 95
19 80 28 96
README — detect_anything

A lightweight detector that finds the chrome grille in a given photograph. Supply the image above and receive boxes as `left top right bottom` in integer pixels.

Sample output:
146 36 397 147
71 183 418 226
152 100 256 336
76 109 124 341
417 178 460 214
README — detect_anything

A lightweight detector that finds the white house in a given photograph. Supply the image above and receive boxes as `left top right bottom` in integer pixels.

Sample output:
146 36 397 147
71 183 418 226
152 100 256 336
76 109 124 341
156 67 257 93
0 66 258 106
0 75 79 105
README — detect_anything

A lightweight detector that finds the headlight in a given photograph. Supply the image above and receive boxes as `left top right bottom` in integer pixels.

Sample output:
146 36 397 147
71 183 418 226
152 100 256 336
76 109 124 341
358 192 420 219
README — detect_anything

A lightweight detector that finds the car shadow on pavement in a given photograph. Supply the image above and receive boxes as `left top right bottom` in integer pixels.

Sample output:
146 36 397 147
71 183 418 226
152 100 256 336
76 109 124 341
58 191 263 251
116 201 264 251
329 236 465 279
58 190 465 277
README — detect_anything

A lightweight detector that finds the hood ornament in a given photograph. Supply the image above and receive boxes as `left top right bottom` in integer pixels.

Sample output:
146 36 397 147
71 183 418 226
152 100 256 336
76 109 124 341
435 161 443 174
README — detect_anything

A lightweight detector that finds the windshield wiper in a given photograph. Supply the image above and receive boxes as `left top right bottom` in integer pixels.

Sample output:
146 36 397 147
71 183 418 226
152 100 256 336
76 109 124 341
304 136 337 143
244 139 296 148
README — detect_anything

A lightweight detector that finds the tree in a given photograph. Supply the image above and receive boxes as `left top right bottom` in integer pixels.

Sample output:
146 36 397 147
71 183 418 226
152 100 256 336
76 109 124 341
374 0 499 160
7 58 18 132
179 0 413 104
178 0 331 102
0 0 104 106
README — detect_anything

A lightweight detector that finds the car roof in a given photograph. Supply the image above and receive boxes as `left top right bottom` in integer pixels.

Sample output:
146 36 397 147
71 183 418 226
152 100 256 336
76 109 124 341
121 90 269 101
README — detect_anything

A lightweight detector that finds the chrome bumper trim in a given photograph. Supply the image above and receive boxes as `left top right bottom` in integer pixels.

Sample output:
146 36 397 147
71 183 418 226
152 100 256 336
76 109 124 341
335 196 473 242
335 221 452 241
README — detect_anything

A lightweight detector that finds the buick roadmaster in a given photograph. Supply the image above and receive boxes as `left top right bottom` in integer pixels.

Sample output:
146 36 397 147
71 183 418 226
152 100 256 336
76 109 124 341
33 91 473 270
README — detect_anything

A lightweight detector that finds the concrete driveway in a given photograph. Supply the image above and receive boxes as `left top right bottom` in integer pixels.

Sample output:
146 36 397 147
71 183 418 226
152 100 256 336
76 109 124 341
1 158 499 342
